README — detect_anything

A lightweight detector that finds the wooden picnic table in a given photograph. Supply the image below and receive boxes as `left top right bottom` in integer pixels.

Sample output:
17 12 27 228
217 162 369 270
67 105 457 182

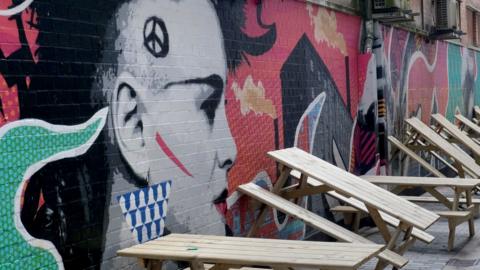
431 114 480 163
238 182 409 269
404 117 480 178
362 175 479 250
268 148 439 230
255 147 439 269
117 233 383 270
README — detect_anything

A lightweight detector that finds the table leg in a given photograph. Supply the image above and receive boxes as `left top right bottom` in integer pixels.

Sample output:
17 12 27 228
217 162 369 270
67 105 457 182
392 226 415 270
247 166 292 237
424 187 453 209
366 206 391 242
465 189 475 237
452 187 460 211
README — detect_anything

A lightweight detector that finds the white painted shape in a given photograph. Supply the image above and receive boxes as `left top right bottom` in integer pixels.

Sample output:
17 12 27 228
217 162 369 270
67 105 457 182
0 0 33 16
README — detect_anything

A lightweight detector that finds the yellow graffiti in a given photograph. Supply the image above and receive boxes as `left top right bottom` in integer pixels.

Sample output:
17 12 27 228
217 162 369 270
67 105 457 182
306 3 348 56
232 75 277 119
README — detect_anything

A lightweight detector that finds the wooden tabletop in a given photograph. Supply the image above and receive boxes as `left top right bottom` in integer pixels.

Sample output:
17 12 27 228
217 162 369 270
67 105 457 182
455 114 480 136
405 117 480 177
362 175 480 189
267 147 439 230
117 234 383 270
431 114 480 157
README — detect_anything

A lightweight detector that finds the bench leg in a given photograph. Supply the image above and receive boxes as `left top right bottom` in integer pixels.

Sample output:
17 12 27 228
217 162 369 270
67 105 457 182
374 260 388 270
141 259 163 270
352 212 361 233
465 191 476 237
448 220 456 252
468 215 475 237
190 260 206 270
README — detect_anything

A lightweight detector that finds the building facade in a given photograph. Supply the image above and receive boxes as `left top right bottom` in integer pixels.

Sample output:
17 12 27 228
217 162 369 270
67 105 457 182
0 0 479 269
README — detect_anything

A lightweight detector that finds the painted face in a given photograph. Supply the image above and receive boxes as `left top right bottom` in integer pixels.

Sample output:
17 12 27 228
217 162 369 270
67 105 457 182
111 0 237 234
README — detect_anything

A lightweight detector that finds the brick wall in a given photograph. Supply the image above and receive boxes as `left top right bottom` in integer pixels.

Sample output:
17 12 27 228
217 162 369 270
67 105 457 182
1 0 480 269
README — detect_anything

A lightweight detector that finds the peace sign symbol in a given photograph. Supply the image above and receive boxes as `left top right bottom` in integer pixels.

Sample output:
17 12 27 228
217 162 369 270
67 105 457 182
143 16 169 58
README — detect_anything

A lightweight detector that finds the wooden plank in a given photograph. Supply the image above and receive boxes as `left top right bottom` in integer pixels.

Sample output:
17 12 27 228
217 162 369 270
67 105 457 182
400 196 480 204
362 175 480 188
248 166 291 237
325 188 435 244
237 183 408 268
455 114 480 137
388 136 446 177
431 114 480 159
366 205 392 242
118 234 383 270
268 147 440 230
144 237 380 255
120 248 366 270
406 135 461 174
405 117 480 178
423 187 453 209
436 211 472 218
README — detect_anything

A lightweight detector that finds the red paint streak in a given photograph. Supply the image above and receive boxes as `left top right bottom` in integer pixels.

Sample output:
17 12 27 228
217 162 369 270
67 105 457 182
155 132 193 177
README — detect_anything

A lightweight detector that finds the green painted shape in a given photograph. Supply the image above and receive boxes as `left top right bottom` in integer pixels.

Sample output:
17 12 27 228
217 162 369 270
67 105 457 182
0 116 104 269
446 44 463 121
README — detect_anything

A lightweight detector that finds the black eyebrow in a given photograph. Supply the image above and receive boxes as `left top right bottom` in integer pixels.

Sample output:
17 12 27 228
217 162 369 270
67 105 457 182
164 74 224 92
164 74 224 126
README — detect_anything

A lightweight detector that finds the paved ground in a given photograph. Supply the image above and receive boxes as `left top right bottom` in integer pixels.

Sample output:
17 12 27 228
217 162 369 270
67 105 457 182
358 188 480 270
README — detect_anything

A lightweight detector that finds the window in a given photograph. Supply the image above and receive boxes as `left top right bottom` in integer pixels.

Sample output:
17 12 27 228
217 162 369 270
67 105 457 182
467 7 480 46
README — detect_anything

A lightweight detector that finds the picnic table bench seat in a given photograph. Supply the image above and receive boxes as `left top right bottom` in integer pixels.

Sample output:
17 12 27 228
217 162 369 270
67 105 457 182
118 233 384 270
362 175 480 188
400 196 480 205
237 182 408 269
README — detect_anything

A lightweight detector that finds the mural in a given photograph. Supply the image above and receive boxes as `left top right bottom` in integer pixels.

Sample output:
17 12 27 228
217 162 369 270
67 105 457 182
374 24 480 175
9 0 480 269
0 108 107 270
378 24 480 149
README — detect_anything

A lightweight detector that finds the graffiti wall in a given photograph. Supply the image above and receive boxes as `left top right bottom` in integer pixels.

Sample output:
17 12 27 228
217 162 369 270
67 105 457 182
5 0 479 269
378 25 480 157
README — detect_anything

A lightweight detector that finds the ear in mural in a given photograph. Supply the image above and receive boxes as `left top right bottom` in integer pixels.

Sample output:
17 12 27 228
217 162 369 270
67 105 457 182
0 107 107 270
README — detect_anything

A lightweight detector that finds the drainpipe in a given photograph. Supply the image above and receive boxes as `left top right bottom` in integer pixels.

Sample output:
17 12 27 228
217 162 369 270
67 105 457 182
363 0 375 53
